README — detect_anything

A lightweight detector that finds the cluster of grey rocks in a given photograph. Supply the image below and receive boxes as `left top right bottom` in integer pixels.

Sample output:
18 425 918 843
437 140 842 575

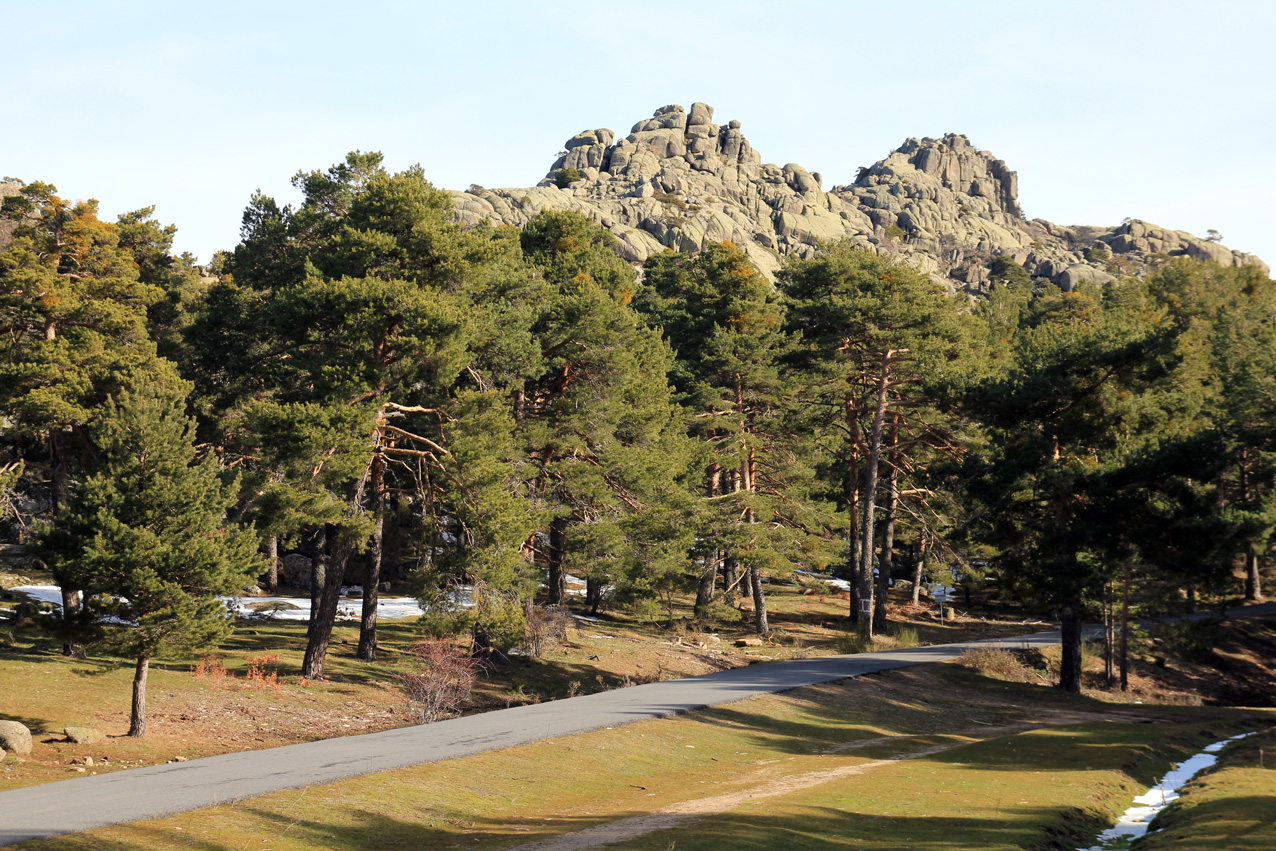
450 102 1267 290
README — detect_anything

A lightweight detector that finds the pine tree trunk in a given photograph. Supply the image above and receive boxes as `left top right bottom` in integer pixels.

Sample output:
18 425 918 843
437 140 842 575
911 535 926 606
308 527 327 641
302 532 354 679
750 562 769 636
694 551 719 614
695 464 722 614
1244 544 1264 602
873 424 900 634
586 576 604 614
723 463 741 606
547 515 568 605
857 353 894 640
1059 597 1083 694
1103 583 1115 688
357 457 386 662
845 397 861 623
128 651 150 737
265 535 279 593
51 428 83 658
1120 562 1131 691
722 556 738 605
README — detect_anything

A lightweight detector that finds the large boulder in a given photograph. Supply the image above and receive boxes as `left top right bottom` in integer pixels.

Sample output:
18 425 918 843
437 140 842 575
279 553 314 590
0 720 32 755
64 726 104 745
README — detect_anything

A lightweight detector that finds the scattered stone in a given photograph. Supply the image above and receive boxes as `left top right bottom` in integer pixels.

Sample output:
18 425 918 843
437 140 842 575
735 637 764 647
64 726 104 745
0 720 32 755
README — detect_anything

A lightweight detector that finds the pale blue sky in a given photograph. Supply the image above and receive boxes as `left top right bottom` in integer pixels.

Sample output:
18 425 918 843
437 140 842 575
5 0 1273 266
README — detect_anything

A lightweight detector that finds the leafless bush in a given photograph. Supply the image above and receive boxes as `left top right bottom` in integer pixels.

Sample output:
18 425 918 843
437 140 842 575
398 640 479 723
956 647 1028 681
521 605 571 657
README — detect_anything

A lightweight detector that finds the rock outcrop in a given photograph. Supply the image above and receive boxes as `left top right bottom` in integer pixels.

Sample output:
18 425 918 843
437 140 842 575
0 181 21 252
0 720 32 755
449 103 1267 291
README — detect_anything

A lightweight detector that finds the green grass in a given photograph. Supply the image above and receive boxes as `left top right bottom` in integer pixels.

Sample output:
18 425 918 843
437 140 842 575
1139 725 1276 850
11 665 1264 851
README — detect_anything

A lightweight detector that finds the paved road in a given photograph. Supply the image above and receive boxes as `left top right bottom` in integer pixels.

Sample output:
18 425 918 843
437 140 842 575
2 602 1272 846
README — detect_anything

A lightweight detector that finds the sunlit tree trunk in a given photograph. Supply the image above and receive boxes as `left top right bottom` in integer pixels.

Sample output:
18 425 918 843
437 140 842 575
911 534 926 606
873 422 900 634
265 534 279 593
302 532 355 679
857 352 896 640
547 515 569 605
1244 544 1264 602
128 652 150 737
357 455 386 661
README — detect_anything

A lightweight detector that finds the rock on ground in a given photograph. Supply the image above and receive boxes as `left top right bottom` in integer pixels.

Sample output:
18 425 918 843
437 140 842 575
64 726 104 745
0 720 32 755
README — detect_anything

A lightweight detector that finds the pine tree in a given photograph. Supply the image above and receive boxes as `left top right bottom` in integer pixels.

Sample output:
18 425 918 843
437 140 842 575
969 282 1177 692
0 182 184 647
637 243 818 633
517 213 695 613
38 388 260 736
782 245 966 639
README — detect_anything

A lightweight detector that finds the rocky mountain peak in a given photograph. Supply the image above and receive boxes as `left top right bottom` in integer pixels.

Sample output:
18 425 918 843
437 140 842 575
854 133 1022 221
448 102 1267 291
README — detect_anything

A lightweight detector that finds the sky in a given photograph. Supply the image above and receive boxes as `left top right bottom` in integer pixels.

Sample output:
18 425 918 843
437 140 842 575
5 0 1273 267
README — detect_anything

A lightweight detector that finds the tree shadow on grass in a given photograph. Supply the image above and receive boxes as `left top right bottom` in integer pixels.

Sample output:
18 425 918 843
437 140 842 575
1147 794 1276 850
919 720 1249 787
31 802 1112 851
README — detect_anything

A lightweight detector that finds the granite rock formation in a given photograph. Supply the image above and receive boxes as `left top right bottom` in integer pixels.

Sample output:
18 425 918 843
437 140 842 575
449 103 1267 290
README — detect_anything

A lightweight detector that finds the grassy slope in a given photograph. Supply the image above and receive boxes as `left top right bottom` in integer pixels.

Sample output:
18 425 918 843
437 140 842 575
0 579 1038 791
12 666 1268 851
1139 725 1276 850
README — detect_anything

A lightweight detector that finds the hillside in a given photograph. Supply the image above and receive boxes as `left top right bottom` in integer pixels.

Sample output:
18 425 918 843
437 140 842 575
449 102 1267 290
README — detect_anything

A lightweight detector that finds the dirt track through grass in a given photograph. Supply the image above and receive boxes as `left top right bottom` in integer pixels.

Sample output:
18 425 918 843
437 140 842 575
508 728 1017 851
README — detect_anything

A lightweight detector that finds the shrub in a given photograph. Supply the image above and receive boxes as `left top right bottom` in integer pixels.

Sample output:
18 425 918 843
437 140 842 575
398 640 480 723
632 598 663 625
471 588 527 655
694 600 743 629
521 605 571 657
892 626 920 649
192 655 231 685
883 224 907 242
956 647 1028 680
834 632 869 655
989 255 1031 289
554 168 584 188
244 653 284 696
1151 618 1219 663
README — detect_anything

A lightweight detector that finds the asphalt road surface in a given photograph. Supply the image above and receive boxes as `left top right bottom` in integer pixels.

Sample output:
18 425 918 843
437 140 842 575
2 602 1272 846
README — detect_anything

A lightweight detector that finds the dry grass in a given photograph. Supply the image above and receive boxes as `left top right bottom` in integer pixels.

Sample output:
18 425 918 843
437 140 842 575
15 665 1267 851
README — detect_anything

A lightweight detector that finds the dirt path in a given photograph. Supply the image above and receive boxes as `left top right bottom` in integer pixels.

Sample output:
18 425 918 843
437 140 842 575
507 717 1084 851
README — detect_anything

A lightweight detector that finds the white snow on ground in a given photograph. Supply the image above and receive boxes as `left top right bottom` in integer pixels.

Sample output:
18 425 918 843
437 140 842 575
10 585 427 622
13 573 602 623
792 569 851 592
